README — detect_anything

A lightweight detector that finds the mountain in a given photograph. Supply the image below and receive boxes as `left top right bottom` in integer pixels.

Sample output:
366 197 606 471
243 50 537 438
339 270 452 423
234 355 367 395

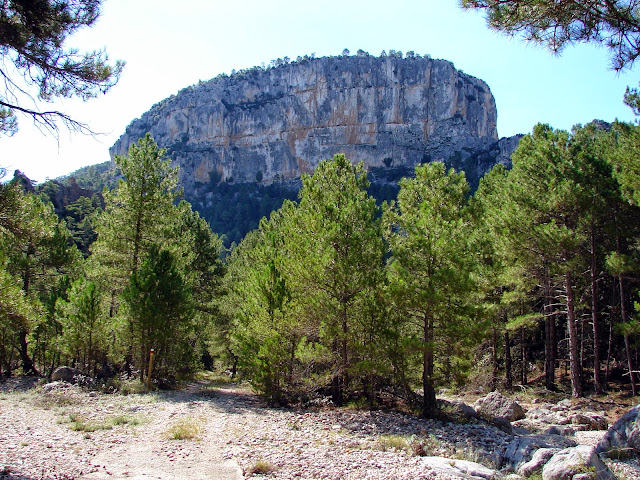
46 54 521 246
110 53 520 197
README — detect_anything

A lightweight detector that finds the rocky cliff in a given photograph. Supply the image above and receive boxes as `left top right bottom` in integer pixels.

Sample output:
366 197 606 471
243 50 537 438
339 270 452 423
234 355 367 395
110 54 518 193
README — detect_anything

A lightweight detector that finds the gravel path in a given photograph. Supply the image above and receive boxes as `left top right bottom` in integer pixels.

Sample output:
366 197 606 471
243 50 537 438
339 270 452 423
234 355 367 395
0 377 638 480
0 379 465 480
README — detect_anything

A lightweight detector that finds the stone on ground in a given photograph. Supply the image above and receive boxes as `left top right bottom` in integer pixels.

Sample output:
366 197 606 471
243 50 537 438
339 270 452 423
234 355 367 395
51 366 85 383
475 391 526 422
517 447 559 476
542 445 615 480
422 456 497 480
503 434 577 471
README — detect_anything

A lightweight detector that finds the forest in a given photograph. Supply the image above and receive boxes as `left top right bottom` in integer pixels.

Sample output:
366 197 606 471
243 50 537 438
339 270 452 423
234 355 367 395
1 121 640 417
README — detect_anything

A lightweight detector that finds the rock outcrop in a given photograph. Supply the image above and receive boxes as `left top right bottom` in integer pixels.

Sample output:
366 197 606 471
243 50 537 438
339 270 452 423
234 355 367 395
502 434 577 472
515 401 609 436
596 403 640 458
111 54 519 194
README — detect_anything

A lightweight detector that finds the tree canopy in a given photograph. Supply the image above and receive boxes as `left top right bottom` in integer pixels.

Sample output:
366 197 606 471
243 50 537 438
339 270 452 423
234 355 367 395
0 0 124 135
461 0 640 70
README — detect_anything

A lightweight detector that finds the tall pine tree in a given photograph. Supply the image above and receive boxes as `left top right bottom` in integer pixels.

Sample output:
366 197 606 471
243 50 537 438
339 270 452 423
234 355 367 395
383 162 479 415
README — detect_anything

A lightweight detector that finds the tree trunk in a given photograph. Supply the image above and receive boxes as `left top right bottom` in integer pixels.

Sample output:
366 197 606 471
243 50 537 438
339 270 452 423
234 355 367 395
566 271 583 397
618 274 638 396
19 250 37 376
624 334 638 396
491 327 498 391
341 302 349 397
520 327 527 386
544 274 556 390
132 212 143 275
331 338 342 406
0 332 8 378
230 353 238 378
605 314 614 385
88 330 93 376
422 313 436 417
19 329 38 375
504 330 512 390
590 225 604 393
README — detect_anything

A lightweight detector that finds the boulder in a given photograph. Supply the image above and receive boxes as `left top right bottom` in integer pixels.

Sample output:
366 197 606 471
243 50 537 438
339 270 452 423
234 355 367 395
42 381 72 392
517 447 559 476
438 399 481 421
570 413 608 432
502 434 577 471
455 401 482 421
542 445 615 480
475 391 526 422
422 456 497 480
596 403 640 458
515 404 607 435
544 425 576 436
490 416 514 435
552 399 573 411
572 474 596 480
51 366 85 383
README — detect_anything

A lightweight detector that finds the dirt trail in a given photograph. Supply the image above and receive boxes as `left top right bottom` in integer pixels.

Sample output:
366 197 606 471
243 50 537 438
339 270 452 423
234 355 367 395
79 389 244 480
2 377 639 480
0 378 245 480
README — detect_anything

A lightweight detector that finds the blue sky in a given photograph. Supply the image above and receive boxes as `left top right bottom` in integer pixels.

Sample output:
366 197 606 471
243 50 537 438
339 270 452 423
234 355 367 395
2 0 638 182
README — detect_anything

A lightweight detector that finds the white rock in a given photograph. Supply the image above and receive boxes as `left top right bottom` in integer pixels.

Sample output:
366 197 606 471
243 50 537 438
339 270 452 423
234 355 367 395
542 445 615 480
422 456 497 480
517 447 558 476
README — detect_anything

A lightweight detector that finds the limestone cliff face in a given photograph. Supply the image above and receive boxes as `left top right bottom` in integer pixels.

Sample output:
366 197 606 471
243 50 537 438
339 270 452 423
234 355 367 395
111 55 511 191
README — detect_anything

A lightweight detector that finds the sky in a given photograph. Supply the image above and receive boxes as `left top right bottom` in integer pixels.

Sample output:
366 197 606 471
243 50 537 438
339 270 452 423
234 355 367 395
2 0 639 183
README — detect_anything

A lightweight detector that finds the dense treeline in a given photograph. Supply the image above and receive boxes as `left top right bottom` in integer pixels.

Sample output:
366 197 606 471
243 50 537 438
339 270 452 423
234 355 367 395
0 134 224 385
192 182 299 248
1 122 639 411
224 120 640 413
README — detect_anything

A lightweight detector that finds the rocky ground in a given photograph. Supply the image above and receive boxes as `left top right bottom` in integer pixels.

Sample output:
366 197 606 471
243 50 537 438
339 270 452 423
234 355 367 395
0 376 639 480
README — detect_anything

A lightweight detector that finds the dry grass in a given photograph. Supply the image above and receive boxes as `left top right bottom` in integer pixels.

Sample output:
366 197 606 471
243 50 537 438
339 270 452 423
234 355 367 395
376 434 411 453
246 459 275 475
375 434 444 457
165 417 203 440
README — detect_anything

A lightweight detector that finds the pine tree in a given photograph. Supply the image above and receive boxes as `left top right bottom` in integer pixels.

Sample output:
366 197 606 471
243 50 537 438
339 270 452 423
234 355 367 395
568 123 622 394
503 125 588 396
383 162 478 415
292 154 385 405
462 0 640 70
90 133 181 289
0 0 124 134
123 245 193 382
227 154 386 404
56 278 104 374
471 163 526 391
226 204 300 402
1 189 79 374
90 134 227 379
492 123 628 397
